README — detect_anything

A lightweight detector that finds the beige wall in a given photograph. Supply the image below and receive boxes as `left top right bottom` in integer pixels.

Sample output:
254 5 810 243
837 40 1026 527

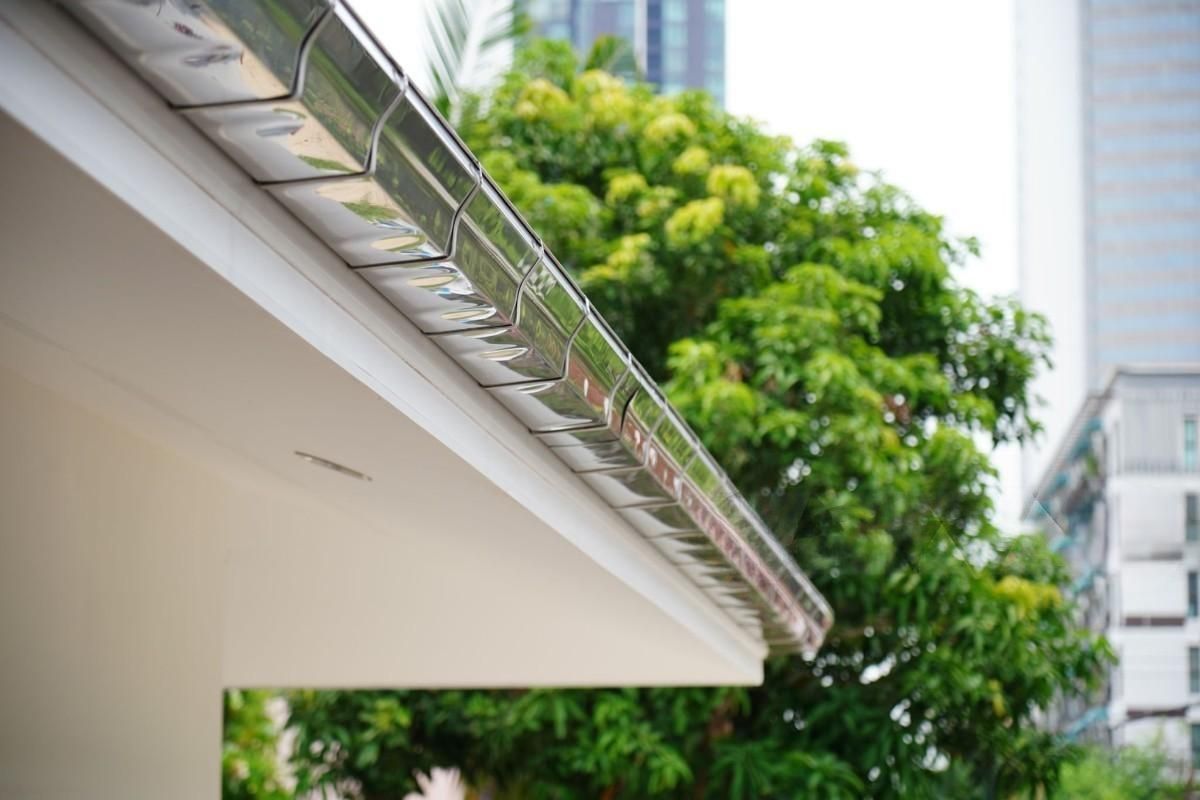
0 368 225 798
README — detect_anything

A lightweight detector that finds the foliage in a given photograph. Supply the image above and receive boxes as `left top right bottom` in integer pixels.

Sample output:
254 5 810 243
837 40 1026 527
582 34 639 78
1051 743 1190 800
223 690 291 800
423 0 529 122
269 41 1113 799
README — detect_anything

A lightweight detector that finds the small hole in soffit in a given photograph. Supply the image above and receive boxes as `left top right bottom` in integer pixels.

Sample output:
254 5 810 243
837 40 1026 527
294 451 372 482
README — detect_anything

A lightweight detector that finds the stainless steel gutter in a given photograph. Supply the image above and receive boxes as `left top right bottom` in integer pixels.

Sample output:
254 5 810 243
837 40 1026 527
61 0 832 653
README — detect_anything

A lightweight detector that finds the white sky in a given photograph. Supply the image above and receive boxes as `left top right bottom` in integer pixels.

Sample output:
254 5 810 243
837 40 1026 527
728 1 1018 298
726 1 1022 527
359 0 1023 529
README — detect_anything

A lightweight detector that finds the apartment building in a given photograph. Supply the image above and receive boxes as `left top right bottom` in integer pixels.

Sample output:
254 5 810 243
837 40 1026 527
1029 366 1200 763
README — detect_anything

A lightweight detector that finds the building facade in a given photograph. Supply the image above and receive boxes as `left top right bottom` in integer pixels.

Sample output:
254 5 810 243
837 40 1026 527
1029 367 1200 766
1015 0 1200 494
521 0 726 105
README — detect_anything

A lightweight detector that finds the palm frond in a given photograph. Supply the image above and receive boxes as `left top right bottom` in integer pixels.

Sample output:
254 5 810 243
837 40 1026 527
423 0 529 122
583 34 639 78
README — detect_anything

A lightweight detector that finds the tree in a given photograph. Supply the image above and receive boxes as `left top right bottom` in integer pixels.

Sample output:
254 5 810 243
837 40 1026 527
1051 744 1189 800
223 690 292 800
277 42 1112 799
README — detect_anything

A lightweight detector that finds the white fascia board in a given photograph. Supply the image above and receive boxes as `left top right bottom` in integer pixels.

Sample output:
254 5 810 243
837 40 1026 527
0 2 765 677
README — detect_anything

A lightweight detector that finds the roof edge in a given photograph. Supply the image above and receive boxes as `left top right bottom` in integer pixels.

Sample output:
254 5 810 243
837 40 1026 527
58 0 832 653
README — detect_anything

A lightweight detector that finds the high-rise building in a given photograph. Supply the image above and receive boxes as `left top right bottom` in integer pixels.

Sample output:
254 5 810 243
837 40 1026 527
1017 0 1200 763
1015 0 1200 496
520 0 726 105
1029 367 1200 768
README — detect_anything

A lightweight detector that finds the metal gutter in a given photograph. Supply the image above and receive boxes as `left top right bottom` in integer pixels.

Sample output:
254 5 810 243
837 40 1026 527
60 0 832 653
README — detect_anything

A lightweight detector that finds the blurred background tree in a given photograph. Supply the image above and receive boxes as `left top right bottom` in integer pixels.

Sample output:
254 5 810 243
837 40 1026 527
226 39 1114 800
222 690 292 800
1050 743 1189 800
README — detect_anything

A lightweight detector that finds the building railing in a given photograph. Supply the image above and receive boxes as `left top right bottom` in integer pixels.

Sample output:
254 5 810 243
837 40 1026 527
1120 459 1200 475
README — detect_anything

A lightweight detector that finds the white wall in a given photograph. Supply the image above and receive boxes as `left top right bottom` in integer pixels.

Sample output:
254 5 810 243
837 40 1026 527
1117 630 1190 709
0 369 225 798
1120 564 1185 618
1115 485 1188 560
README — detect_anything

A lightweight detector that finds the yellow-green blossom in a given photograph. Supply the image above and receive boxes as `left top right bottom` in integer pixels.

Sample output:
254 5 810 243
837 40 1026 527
672 146 711 176
574 69 625 96
581 233 652 290
635 187 677 223
575 72 634 127
607 233 651 271
515 78 571 121
645 112 697 142
606 172 648 205
706 164 761 208
665 197 724 246
993 575 1062 618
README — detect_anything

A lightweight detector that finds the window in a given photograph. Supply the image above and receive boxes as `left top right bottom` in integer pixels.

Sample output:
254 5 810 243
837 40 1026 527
1193 723 1200 768
1190 647 1200 694
1189 494 1200 542
1189 572 1198 617
1186 416 1197 471
663 0 687 23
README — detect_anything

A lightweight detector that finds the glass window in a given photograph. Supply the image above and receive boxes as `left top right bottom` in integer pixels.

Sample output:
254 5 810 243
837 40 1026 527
663 23 686 50
1189 572 1198 618
663 0 687 23
1189 494 1200 542
616 5 633 32
1193 723 1200 768
705 23 723 51
1190 647 1200 693
1186 416 1197 471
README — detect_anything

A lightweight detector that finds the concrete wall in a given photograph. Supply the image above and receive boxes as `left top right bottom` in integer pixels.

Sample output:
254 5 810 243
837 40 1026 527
0 368 225 798
1118 630 1189 709
1121 563 1186 619
1115 485 1187 559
